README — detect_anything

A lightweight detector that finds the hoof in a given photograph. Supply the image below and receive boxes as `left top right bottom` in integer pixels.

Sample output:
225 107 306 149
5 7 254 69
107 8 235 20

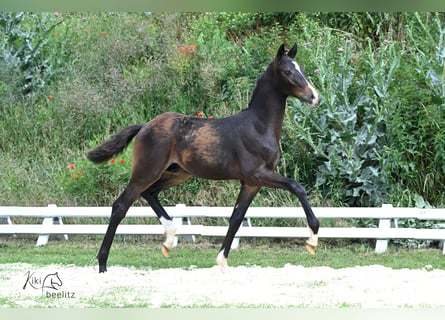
217 257 227 268
217 259 228 273
97 256 107 273
305 230 318 255
216 251 228 273
305 243 316 255
161 244 170 258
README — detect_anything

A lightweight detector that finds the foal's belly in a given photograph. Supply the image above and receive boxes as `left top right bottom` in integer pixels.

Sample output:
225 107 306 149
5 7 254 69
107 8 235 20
177 148 240 180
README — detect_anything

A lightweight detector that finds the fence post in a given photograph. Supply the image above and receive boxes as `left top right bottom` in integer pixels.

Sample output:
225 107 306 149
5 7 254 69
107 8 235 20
0 216 12 225
173 204 195 247
231 218 251 249
375 204 394 254
0 216 13 239
36 204 68 246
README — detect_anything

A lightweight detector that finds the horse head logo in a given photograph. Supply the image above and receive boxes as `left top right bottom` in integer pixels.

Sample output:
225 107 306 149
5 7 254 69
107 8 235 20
42 272 63 293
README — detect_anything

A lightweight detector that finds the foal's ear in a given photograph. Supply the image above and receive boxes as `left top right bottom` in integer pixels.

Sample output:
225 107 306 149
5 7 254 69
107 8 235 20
287 43 298 58
276 44 286 59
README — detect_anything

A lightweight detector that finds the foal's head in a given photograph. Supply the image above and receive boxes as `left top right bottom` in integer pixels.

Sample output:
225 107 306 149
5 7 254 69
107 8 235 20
273 43 319 106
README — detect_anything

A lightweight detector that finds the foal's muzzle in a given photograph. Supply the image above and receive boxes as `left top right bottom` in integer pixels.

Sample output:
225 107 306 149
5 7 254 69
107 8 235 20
301 84 319 107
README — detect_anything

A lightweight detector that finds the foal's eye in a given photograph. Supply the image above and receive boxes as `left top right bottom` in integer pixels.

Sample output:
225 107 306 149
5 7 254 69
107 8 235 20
284 70 291 76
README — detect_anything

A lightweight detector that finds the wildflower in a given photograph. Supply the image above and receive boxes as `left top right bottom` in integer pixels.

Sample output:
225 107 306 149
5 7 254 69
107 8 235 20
54 31 59 37
383 39 390 45
54 12 61 17
72 174 79 180
110 158 115 164
68 163 76 170
197 111 203 118
48 95 54 100
119 159 125 164
101 31 107 36
337 47 344 52
346 39 352 45
305 42 312 48
82 17 87 22
178 45 196 54
208 115 215 119
314 68 320 74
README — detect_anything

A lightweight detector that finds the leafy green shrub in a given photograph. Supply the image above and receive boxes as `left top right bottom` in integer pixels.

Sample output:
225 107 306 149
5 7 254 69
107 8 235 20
56 137 132 204
290 31 399 207
1 12 444 212
385 13 445 207
0 12 70 97
311 12 405 43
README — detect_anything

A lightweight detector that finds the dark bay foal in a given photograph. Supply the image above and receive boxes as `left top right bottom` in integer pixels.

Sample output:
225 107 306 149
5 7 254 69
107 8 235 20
87 43 320 273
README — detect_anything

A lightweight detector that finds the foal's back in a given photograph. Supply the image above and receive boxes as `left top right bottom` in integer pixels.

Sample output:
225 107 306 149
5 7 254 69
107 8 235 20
133 110 271 181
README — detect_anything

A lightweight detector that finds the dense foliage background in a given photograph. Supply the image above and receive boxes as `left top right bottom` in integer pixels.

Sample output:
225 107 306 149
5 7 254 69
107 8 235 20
1 12 444 211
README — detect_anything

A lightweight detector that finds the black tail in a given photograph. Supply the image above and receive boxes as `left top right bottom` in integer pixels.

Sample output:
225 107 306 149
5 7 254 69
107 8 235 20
86 124 143 164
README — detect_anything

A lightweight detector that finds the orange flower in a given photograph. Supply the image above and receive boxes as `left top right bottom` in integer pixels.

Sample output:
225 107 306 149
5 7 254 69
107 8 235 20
101 31 107 36
110 158 115 164
208 115 215 119
178 45 196 54
119 159 125 164
197 111 203 118
68 163 76 169
72 173 79 180
48 95 54 100
54 31 59 37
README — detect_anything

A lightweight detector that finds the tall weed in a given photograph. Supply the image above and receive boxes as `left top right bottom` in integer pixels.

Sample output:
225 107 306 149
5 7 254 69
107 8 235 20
385 13 445 206
0 12 70 97
290 30 399 206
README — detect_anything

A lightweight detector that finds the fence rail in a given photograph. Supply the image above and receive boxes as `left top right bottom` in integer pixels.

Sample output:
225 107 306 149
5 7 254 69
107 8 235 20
1 204 444 253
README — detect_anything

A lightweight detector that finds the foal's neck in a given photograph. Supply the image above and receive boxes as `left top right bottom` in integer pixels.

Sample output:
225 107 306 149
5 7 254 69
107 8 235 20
247 69 287 138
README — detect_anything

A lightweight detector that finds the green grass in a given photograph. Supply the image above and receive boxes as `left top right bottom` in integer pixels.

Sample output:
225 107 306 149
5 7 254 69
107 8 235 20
2 237 444 270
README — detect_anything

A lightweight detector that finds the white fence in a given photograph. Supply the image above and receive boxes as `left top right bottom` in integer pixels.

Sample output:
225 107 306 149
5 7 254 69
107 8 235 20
1 204 445 254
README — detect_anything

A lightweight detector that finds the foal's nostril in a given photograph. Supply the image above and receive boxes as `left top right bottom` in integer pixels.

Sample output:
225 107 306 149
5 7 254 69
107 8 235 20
307 88 319 107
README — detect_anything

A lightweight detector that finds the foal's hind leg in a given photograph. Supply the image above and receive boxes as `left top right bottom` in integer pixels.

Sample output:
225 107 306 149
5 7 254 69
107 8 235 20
97 181 148 273
97 161 173 272
140 165 192 257
141 191 177 257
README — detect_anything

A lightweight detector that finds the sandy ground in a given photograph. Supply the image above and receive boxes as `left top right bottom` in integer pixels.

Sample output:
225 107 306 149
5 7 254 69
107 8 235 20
1 263 444 308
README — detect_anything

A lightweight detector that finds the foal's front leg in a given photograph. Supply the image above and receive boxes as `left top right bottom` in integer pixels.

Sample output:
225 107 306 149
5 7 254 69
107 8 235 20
254 169 320 254
217 183 260 271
